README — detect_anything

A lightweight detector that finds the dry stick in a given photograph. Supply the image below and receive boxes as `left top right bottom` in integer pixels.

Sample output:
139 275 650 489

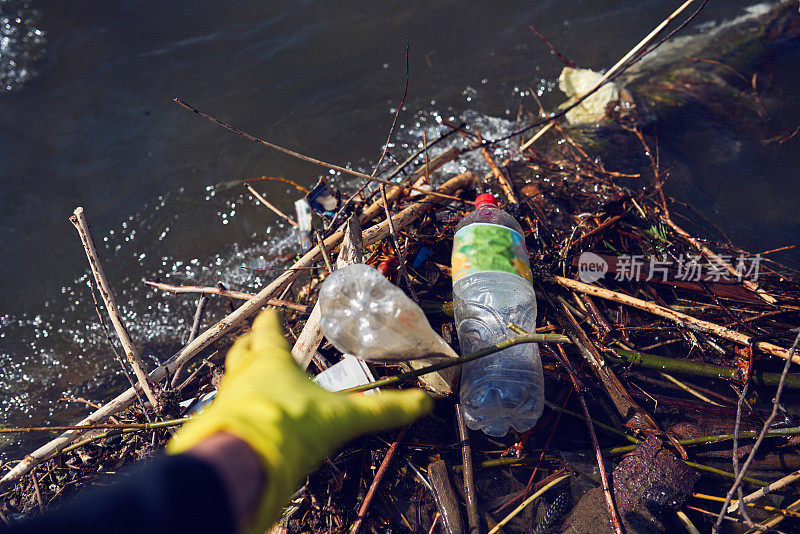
1 173 475 486
546 297 663 435
245 184 298 227
372 38 410 182
57 418 188 456
347 37 421 301
85 279 151 422
733 380 755 526
242 175 309 194
552 341 623 534
541 403 775 487
479 140 517 204
744 496 800 534
31 469 44 513
291 215 363 370
173 99 470 205
551 276 797 363
0 419 192 433
520 121 556 151
456 404 480 534
528 25 577 68
358 147 460 225
731 468 800 513
328 136 460 232
70 208 159 409
380 184 418 301
361 38 410 204
143 281 310 313
695 493 800 519
605 427 800 455
713 330 800 533
659 372 723 406
315 230 335 274
349 427 408 534
171 294 209 389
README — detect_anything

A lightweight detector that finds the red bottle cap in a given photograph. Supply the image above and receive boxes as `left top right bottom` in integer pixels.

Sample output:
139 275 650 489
474 192 499 210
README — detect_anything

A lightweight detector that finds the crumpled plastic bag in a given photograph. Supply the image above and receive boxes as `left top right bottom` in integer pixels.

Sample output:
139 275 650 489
558 67 620 125
319 263 457 361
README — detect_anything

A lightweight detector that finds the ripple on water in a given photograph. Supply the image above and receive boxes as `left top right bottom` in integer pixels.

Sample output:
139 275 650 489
0 0 45 92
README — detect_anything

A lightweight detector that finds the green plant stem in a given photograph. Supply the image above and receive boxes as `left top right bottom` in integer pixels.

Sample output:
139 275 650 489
610 349 800 390
345 333 571 394
471 455 767 486
684 461 769 487
604 427 800 456
544 401 639 444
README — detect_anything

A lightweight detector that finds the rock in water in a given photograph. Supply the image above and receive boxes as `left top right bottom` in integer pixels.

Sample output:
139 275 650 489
612 436 699 532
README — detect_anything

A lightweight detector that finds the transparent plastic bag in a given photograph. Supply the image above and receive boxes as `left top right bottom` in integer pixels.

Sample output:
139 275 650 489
319 264 457 361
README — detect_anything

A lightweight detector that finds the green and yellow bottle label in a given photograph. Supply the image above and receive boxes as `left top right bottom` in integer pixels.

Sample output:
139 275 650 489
452 223 532 283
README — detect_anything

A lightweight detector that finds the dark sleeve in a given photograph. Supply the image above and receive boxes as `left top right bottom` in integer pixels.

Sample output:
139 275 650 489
5 454 236 534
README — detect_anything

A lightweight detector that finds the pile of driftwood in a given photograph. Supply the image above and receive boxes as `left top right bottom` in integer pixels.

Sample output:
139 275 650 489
3 2 800 533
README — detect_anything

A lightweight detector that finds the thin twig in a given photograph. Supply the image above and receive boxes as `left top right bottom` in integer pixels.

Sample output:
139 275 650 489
732 468 800 513
0 418 191 433
327 130 461 231
245 184 298 227
456 404 480 534
372 38 409 183
174 99 472 205
477 131 517 204
695 493 800 518
713 329 800 532
553 341 623 534
85 279 151 422
143 281 310 313
354 39 412 284
31 469 44 514
171 294 209 389
315 230 335 274
733 381 755 526
349 427 408 534
528 25 577 68
380 184 418 301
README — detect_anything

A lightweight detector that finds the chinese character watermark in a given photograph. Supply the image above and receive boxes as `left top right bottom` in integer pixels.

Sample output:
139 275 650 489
577 252 762 284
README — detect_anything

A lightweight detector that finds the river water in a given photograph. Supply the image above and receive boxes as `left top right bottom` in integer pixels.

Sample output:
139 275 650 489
1 1 798 453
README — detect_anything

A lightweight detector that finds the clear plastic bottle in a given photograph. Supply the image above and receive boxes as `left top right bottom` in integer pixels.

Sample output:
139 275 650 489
452 193 544 436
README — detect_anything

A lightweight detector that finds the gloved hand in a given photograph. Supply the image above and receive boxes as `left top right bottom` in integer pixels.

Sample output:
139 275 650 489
167 310 432 533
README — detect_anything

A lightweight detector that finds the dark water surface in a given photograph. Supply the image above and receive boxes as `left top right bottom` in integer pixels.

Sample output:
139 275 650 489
1 1 798 452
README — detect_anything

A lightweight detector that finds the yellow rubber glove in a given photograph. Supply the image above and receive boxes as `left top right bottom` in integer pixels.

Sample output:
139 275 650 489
167 310 432 533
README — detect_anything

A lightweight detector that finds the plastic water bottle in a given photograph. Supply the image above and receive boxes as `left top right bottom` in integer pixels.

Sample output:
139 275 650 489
452 193 544 436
